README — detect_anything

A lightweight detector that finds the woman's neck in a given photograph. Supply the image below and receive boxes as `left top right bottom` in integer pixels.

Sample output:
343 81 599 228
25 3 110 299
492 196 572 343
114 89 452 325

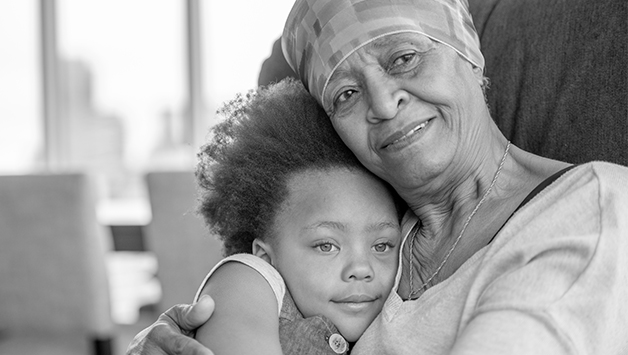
398 143 571 296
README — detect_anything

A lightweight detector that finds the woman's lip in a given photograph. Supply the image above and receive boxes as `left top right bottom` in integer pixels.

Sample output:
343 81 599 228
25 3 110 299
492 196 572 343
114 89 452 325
380 118 433 149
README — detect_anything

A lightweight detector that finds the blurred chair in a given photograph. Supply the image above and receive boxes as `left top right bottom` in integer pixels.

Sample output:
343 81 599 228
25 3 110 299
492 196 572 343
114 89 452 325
0 173 114 355
144 171 223 313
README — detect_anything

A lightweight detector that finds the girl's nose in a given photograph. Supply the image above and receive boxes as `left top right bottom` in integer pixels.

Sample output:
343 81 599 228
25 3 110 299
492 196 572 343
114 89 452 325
342 254 374 282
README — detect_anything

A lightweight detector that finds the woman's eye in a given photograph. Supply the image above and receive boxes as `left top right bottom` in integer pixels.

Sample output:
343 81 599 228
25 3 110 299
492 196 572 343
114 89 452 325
389 52 417 72
335 89 356 104
330 88 359 117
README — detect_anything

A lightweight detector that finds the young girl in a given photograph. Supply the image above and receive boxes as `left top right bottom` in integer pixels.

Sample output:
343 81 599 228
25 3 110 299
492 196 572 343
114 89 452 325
193 78 404 354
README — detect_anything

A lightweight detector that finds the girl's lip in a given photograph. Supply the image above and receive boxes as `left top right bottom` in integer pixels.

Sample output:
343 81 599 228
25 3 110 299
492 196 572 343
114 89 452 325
333 294 378 303
380 118 434 150
335 301 375 312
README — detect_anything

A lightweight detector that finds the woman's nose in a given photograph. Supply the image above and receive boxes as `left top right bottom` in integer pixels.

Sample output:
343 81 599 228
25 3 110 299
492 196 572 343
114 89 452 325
365 74 408 122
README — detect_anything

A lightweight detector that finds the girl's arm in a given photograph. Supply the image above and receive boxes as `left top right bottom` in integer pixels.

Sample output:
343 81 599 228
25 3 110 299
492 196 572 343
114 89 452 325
194 261 284 355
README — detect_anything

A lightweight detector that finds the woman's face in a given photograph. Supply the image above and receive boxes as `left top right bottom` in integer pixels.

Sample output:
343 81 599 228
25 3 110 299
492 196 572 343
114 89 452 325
268 168 401 342
323 33 488 192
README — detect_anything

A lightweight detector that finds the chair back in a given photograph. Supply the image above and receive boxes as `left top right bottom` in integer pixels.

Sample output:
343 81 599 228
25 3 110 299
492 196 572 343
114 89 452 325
145 171 223 313
0 173 114 353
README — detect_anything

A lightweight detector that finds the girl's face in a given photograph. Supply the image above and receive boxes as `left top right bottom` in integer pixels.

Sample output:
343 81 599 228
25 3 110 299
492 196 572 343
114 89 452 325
261 167 401 342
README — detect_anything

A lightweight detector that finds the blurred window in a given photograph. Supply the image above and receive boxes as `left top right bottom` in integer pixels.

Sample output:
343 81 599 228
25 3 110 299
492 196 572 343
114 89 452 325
200 0 295 118
0 0 298 326
56 0 187 215
0 1 42 173
0 0 296 225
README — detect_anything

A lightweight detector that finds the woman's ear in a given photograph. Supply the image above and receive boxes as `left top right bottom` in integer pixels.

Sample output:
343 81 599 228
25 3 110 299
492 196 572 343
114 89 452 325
252 238 274 265
472 65 484 86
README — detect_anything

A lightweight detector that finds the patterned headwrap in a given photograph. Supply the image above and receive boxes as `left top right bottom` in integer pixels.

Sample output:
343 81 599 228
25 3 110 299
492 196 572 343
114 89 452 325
282 0 484 110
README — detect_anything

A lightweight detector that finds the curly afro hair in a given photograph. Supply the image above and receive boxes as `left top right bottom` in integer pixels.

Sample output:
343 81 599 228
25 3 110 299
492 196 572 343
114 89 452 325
196 78 386 256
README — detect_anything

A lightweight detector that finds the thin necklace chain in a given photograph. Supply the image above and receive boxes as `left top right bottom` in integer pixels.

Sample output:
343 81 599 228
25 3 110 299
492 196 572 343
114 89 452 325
408 141 511 299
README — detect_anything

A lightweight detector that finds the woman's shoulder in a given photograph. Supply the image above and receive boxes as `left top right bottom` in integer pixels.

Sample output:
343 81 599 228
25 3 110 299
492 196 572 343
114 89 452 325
568 161 628 187
536 161 628 207
486 161 628 263
475 162 628 343
574 160 628 174
488 161 628 256
547 161 628 211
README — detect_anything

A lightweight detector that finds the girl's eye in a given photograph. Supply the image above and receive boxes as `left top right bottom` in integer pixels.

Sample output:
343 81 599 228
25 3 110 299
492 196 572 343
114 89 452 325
373 243 392 253
315 242 338 253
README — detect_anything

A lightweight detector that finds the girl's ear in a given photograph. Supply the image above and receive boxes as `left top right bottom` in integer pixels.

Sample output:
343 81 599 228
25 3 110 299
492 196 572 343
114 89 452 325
252 238 274 265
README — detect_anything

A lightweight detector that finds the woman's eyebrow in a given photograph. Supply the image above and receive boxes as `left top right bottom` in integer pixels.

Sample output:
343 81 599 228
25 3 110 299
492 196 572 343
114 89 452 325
370 33 435 51
328 68 355 83
371 33 413 48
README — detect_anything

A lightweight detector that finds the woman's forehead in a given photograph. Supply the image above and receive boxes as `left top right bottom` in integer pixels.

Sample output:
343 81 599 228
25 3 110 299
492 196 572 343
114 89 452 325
368 32 434 51
325 33 436 87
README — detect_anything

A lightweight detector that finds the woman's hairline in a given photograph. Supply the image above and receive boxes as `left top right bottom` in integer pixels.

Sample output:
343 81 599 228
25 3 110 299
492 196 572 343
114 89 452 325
320 30 483 110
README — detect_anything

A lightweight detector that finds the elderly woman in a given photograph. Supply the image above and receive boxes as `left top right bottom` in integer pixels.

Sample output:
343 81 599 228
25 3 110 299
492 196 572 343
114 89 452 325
128 0 628 354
